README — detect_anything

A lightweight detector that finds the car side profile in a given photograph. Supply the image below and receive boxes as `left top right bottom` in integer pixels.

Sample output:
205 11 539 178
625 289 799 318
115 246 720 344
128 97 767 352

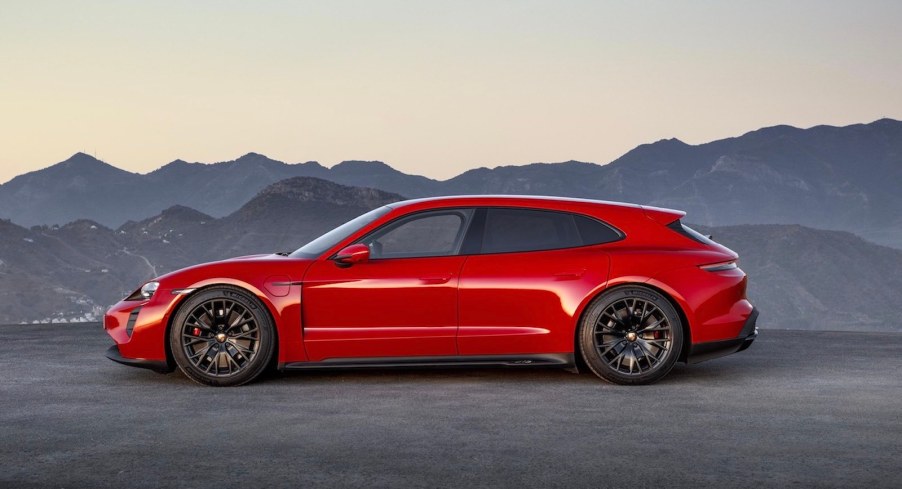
104 196 758 386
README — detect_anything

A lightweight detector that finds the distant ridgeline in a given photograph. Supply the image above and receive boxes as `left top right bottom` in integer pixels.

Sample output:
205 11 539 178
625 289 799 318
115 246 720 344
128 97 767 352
1 118 901 248
1 118 901 328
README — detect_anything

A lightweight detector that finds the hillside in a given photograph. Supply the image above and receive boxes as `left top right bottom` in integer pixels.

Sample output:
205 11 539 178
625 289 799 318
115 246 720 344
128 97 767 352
0 178 402 323
700 224 902 331
1 177 900 331
0 153 432 227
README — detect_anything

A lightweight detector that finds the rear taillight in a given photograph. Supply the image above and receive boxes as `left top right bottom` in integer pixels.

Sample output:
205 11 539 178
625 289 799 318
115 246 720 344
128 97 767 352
699 260 738 272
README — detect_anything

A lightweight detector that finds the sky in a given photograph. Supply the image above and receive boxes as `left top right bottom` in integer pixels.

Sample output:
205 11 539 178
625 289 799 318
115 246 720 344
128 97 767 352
1 0 901 183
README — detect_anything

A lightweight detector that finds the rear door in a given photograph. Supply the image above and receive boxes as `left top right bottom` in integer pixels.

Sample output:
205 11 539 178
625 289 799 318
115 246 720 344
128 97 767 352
458 208 617 355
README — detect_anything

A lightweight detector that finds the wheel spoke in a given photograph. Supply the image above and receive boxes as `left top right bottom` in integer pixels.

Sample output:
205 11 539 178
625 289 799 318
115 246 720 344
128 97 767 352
187 320 212 331
228 340 254 356
607 350 624 369
643 338 670 349
638 300 648 322
640 304 658 323
225 346 243 370
188 343 213 364
639 326 670 334
203 353 216 373
227 317 254 332
637 341 662 363
231 329 259 340
624 347 638 373
637 317 666 333
599 312 624 328
183 338 206 348
597 339 624 356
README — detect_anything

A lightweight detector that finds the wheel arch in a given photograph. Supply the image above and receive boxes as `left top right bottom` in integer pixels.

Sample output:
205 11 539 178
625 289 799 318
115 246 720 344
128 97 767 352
163 282 281 371
572 281 693 370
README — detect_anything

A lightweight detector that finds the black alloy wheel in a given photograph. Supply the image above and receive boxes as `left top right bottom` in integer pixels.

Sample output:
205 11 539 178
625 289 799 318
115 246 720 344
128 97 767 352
579 286 683 385
170 286 275 386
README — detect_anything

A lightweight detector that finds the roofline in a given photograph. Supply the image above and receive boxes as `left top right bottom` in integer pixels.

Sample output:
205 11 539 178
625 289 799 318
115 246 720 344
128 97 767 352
386 194 646 209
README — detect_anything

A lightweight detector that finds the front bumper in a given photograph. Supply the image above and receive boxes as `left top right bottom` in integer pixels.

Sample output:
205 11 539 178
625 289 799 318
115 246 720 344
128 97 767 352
686 307 758 364
105 345 171 373
104 292 181 370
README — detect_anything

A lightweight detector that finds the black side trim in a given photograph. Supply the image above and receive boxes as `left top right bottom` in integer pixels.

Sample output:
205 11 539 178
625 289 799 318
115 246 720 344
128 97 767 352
105 345 172 373
686 308 758 364
280 353 574 371
459 208 487 255
126 307 141 337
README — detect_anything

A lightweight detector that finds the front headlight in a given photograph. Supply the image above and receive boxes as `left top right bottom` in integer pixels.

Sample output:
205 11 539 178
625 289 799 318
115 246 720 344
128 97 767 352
126 281 160 301
140 281 160 299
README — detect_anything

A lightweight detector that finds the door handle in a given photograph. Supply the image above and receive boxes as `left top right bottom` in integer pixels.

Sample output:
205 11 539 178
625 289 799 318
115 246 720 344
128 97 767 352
420 274 453 284
554 269 586 280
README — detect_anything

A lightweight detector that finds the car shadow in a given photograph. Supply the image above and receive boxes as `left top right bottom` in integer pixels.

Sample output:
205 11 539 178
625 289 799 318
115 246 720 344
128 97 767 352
105 356 768 388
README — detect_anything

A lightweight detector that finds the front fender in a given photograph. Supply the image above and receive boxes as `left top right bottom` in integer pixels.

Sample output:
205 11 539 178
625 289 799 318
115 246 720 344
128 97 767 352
175 277 306 364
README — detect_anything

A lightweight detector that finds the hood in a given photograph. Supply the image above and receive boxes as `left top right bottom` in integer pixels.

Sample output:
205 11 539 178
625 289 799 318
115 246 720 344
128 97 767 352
154 253 314 290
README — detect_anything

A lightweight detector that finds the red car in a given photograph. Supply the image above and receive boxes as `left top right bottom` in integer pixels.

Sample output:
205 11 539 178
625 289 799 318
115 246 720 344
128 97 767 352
104 196 758 386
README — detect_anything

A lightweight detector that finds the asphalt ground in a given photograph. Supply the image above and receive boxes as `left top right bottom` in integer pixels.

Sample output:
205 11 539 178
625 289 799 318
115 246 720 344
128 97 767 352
1 323 900 488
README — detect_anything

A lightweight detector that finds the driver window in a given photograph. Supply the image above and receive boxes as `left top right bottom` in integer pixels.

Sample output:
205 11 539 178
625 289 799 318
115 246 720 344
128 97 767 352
363 210 473 259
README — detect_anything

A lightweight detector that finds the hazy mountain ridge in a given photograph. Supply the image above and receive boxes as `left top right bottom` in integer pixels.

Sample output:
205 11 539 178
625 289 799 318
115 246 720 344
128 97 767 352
0 177 403 323
1 118 901 328
3 118 901 248
695 224 902 331
1 176 900 332
0 152 428 227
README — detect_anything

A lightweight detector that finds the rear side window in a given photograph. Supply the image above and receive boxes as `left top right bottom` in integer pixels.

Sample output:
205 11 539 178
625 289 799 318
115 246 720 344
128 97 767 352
667 219 717 246
480 208 621 254
575 214 622 245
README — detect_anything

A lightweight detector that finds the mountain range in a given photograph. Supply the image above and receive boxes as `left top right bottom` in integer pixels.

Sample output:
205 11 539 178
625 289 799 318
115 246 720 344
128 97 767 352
3 118 901 248
0 177 403 323
1 118 901 329
1 175 900 331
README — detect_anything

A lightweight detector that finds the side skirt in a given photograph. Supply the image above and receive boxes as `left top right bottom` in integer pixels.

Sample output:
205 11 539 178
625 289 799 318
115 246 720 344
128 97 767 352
280 353 575 371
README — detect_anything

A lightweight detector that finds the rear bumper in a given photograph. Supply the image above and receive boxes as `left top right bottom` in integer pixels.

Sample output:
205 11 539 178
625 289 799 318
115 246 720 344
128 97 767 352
105 344 172 373
686 308 758 364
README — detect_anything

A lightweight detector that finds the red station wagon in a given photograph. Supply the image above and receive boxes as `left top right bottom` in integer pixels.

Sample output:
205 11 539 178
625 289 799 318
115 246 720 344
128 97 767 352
104 196 758 386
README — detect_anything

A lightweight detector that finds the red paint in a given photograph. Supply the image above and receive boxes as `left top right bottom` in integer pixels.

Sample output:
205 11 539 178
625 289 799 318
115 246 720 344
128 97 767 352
104 196 755 368
302 255 465 360
457 247 609 355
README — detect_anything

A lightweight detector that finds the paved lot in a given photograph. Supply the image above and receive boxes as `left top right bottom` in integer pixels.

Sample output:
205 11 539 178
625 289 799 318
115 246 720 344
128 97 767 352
1 323 900 488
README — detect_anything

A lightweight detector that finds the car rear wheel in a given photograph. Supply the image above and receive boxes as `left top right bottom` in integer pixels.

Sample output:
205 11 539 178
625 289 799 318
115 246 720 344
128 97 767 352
170 286 275 386
578 286 683 385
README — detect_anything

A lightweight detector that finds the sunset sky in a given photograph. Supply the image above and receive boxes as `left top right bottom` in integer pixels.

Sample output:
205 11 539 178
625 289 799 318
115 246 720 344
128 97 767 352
2 0 900 183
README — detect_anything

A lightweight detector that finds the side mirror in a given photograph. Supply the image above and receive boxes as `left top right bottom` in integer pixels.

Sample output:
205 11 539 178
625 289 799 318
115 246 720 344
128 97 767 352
334 243 370 267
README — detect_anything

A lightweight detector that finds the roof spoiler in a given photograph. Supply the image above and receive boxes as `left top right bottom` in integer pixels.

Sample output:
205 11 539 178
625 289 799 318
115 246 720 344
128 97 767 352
640 205 686 225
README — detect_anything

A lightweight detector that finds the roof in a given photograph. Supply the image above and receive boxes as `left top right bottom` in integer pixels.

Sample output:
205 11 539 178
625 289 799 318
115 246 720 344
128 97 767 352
387 194 644 210
385 195 686 230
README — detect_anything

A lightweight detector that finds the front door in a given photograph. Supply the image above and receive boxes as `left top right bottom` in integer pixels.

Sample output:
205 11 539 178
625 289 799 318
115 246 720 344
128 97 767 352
301 209 474 361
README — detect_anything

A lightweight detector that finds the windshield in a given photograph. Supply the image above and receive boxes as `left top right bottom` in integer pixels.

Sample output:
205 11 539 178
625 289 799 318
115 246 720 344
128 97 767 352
289 206 392 258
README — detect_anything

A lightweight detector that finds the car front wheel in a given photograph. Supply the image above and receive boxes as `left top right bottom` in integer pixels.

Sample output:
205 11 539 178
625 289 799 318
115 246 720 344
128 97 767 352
170 286 275 386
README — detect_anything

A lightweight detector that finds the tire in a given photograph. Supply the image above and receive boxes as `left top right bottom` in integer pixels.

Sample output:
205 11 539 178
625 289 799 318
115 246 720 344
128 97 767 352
170 286 275 386
578 286 683 385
